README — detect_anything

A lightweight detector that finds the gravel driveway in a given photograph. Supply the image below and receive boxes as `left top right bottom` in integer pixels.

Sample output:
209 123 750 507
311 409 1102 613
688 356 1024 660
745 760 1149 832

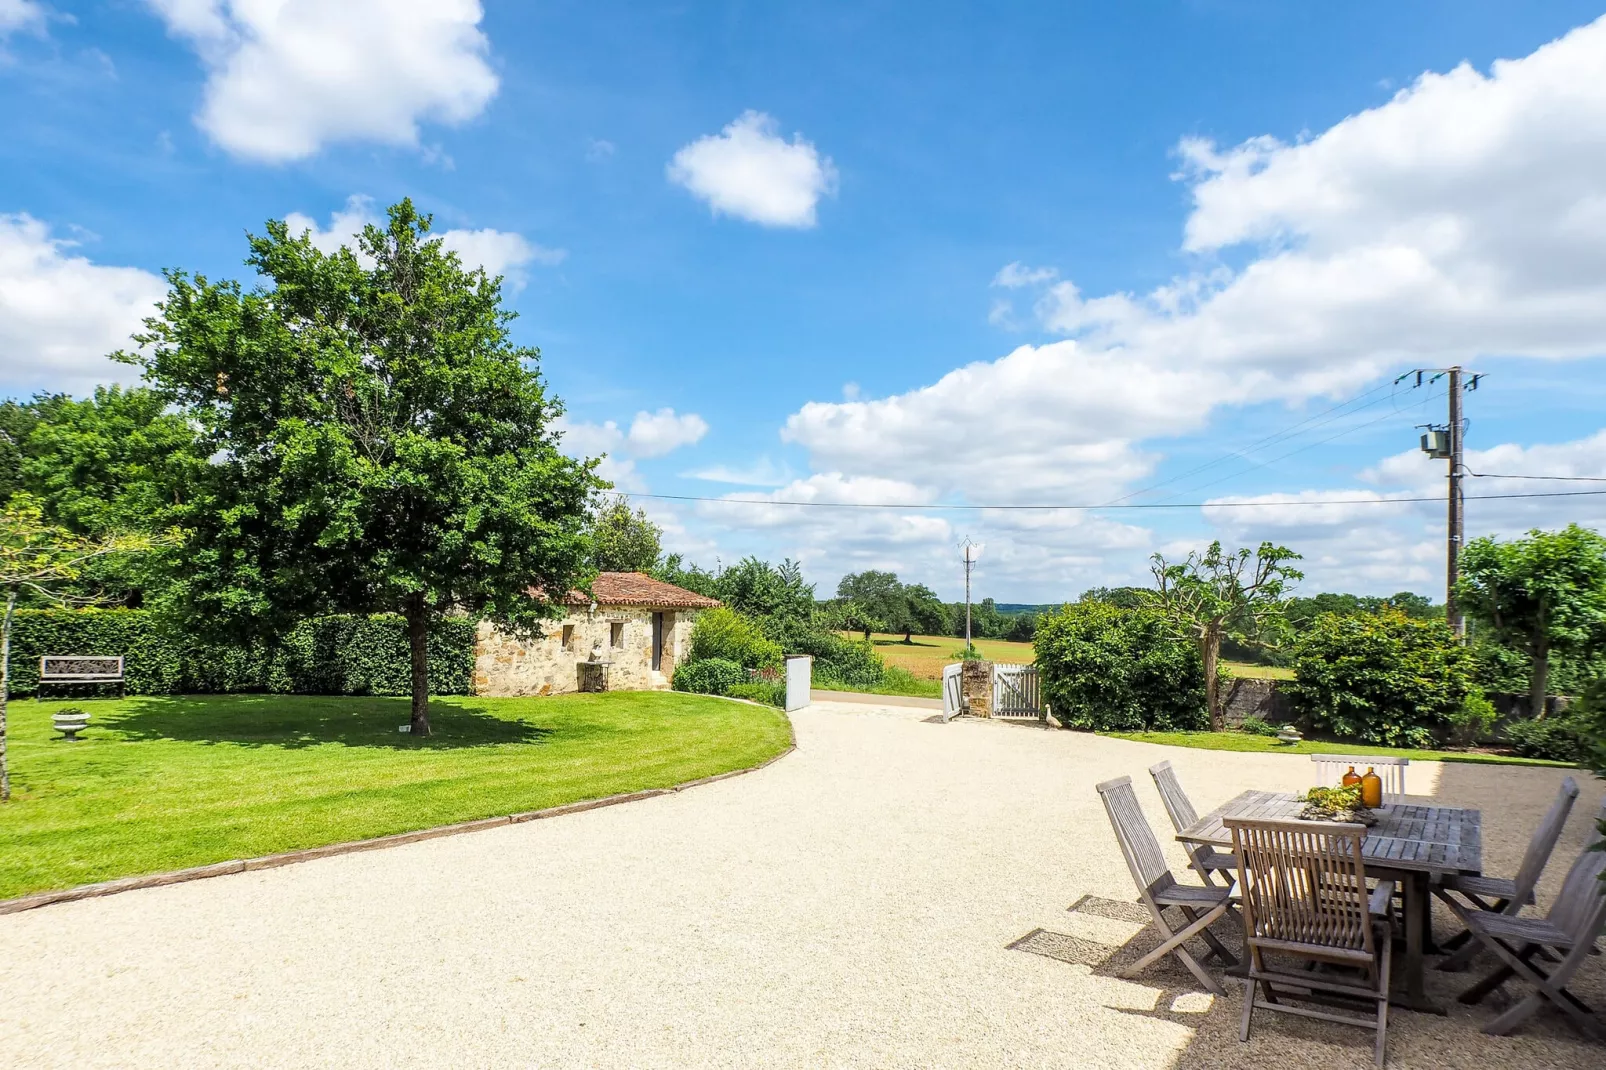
0 700 1600 1068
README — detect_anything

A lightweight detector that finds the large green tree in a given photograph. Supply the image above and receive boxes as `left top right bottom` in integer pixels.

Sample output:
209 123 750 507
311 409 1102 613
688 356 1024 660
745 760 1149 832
1457 524 1606 719
1148 541 1303 731
588 494 662 573
125 200 602 735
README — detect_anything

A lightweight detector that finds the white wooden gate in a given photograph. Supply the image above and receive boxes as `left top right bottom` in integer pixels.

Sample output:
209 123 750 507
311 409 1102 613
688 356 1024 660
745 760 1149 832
941 662 964 722
992 663 1044 722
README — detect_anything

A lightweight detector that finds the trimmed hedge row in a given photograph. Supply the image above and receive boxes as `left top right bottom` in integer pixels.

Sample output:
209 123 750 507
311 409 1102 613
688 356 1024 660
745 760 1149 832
5 609 475 696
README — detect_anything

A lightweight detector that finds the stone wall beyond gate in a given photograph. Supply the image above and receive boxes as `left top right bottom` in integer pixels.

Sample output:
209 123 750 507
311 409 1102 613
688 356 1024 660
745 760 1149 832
473 606 701 697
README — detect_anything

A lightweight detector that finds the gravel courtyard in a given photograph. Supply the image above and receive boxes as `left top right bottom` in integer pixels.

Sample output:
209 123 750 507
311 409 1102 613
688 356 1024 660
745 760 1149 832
0 700 1600 1069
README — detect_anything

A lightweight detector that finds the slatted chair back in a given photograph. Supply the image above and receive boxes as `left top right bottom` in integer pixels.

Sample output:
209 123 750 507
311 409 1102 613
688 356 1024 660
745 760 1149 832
1311 754 1408 804
1511 777 1581 906
1148 760 1199 832
1097 776 1171 896
1227 816 1378 964
1545 802 1606 943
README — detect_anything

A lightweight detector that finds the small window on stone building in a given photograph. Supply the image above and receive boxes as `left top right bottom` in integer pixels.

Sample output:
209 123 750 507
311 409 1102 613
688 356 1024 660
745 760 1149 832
610 622 624 648
561 624 575 650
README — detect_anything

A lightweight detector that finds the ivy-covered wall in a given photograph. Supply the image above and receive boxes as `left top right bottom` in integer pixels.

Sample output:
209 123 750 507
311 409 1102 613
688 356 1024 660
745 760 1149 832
6 610 475 696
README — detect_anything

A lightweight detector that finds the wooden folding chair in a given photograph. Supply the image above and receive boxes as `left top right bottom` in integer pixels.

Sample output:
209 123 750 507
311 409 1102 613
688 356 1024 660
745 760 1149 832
1096 776 1237 995
1228 816 1396 1068
1149 760 1238 886
1310 754 1408 804
1449 803 1606 1040
1436 776 1579 971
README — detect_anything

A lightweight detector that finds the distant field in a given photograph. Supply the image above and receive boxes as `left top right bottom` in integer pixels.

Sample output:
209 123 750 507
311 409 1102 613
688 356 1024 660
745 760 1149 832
838 633 1036 680
838 632 1293 682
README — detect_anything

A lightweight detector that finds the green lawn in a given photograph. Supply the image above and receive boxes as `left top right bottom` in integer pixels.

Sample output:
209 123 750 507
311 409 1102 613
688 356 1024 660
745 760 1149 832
1102 729 1574 768
0 692 792 900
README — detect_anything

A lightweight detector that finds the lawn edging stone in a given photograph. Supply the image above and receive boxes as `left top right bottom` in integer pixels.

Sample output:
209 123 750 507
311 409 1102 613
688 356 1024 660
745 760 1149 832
0 719 798 918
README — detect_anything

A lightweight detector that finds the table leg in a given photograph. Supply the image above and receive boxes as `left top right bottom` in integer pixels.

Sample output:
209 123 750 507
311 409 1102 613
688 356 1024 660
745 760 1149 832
1392 871 1446 1015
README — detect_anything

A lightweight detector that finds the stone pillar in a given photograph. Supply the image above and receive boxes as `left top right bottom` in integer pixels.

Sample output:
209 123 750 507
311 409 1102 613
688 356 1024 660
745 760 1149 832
960 660 993 718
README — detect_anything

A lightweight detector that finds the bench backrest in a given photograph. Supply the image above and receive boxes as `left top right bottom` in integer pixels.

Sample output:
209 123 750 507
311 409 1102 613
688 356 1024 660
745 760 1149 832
39 655 124 680
1311 754 1408 804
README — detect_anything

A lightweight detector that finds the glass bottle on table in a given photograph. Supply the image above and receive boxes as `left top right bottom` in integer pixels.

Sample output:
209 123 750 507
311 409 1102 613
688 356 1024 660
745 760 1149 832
1359 767 1383 809
1341 766 1361 789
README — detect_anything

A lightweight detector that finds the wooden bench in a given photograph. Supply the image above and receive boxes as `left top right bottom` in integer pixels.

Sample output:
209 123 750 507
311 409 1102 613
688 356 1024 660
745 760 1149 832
37 656 125 700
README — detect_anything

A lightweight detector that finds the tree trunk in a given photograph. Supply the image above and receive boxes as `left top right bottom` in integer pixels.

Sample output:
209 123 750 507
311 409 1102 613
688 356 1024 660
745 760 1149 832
1530 631 1551 720
904 628 913 644
406 601 431 737
1 587 14 802
1202 624 1223 732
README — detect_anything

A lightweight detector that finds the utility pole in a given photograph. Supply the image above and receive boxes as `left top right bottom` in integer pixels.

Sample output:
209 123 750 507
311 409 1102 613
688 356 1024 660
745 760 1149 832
1405 366 1481 640
960 539 982 651
1446 366 1464 639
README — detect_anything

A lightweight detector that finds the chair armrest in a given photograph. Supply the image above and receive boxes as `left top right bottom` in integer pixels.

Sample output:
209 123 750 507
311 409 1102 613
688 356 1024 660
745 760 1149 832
1368 880 1396 918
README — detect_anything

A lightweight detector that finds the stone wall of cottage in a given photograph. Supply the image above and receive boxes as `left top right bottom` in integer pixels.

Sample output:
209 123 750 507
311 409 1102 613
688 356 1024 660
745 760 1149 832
473 606 702 697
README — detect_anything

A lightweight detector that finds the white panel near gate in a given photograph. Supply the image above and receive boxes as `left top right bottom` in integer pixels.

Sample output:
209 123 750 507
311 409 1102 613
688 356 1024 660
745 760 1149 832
941 662 964 722
785 655 812 712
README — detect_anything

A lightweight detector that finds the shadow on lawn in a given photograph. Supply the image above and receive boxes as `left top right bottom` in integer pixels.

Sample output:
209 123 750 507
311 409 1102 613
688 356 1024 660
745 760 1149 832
101 695 553 750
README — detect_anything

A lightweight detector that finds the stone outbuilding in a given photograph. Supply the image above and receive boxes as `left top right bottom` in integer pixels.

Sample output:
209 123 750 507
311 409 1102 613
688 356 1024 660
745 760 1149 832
473 572 721 696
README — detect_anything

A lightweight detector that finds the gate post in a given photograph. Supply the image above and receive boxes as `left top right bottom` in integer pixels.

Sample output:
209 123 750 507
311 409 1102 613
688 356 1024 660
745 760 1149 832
784 655 812 712
960 660 993 718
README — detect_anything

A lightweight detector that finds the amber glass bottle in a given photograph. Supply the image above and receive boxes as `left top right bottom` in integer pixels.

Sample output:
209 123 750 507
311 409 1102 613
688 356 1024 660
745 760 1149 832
1359 768 1383 809
1341 767 1361 789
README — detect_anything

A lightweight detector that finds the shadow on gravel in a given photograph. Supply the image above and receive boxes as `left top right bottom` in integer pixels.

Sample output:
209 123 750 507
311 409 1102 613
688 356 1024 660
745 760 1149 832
101 695 553 750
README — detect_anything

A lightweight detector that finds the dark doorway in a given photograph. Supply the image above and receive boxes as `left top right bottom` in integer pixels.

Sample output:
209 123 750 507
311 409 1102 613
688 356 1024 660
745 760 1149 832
652 612 664 671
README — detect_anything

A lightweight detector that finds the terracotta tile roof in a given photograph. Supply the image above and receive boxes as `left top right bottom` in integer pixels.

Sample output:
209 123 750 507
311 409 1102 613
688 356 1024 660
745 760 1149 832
565 572 722 609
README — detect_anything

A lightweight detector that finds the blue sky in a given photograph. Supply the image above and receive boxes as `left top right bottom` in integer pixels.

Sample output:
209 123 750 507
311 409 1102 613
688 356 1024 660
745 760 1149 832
4 2 1606 602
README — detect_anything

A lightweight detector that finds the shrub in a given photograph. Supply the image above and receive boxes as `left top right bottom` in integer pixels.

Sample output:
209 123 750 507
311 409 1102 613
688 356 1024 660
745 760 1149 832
1284 609 1476 748
763 616 886 688
670 658 745 696
6 609 476 696
1446 690 1500 748
687 608 782 670
727 681 785 707
1033 601 1208 732
1503 715 1591 762
1239 716 1280 737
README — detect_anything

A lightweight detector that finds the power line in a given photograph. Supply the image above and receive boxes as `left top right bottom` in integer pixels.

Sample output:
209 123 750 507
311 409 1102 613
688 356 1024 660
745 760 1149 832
1102 380 1400 505
629 487 1606 512
1466 470 1606 482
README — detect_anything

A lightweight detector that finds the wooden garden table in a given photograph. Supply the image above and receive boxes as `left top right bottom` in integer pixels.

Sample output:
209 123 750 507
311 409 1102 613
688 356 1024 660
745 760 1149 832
1175 789 1482 1014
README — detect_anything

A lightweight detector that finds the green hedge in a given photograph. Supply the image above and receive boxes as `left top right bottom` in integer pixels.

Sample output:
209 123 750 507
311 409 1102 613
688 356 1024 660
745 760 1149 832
5 609 475 696
1033 601 1208 731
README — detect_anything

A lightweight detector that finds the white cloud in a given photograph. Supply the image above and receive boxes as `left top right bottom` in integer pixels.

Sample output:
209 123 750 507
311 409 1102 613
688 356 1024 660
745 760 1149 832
0 0 45 37
284 196 562 280
555 408 709 492
667 111 838 228
145 0 498 162
626 408 708 457
992 262 1057 289
0 214 167 394
686 457 792 487
754 16 1606 597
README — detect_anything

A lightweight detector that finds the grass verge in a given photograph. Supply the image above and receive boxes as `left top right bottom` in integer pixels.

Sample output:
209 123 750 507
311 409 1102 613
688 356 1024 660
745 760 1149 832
0 692 792 900
1101 729 1575 768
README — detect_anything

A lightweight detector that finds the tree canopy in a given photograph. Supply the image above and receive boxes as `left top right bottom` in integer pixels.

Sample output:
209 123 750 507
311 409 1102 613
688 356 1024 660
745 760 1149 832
1149 541 1303 730
588 495 662 573
124 199 601 735
1458 524 1606 718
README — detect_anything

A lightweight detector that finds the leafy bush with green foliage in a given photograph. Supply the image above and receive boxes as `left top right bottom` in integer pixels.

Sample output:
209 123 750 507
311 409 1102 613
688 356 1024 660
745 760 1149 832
670 657 746 697
1284 609 1476 748
727 681 786 707
688 608 783 670
1239 716 1280 737
1447 690 1500 748
1502 679 1605 763
7 609 475 696
761 615 885 688
1033 601 1208 731
1503 715 1592 763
